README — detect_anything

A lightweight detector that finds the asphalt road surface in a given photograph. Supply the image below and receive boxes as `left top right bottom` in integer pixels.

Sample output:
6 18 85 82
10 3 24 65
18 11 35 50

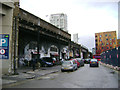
8 64 119 88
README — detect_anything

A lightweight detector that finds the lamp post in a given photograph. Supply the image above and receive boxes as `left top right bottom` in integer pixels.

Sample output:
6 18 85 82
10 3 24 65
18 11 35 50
13 16 18 75
37 19 40 64
37 29 40 62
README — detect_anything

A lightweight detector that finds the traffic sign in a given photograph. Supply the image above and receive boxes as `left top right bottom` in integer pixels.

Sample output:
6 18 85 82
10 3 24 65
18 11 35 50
0 49 5 55
0 34 9 59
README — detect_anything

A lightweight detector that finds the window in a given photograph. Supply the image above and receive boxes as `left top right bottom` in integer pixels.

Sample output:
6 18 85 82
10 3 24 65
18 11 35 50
96 44 98 47
105 34 107 37
107 47 109 49
110 43 112 45
100 35 102 37
109 34 111 36
106 43 109 45
100 39 102 41
106 38 108 41
110 38 111 41
95 39 97 42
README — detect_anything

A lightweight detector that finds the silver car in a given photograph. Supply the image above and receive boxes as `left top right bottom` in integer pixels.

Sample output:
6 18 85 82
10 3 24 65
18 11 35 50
61 60 77 72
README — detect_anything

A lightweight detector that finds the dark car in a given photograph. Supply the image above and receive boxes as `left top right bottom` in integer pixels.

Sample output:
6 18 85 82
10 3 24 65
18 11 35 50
90 59 99 67
75 58 84 66
39 57 54 67
84 58 91 64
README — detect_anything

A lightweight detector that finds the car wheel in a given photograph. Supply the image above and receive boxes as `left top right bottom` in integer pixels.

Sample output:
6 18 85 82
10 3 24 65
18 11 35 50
44 64 47 67
76 67 78 70
61 70 64 72
72 68 75 72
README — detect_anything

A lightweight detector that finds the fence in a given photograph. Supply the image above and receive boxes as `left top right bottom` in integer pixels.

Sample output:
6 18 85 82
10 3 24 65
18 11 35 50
101 46 120 67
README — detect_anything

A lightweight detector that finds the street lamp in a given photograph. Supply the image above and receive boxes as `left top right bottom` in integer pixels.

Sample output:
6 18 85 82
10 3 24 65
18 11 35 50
37 19 40 64
13 16 18 75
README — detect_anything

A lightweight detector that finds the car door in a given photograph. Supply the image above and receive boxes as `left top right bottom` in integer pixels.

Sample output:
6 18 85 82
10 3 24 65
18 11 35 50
73 60 77 69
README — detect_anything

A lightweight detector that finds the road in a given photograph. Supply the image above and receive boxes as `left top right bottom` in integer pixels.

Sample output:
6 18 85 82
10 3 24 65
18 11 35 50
7 64 119 88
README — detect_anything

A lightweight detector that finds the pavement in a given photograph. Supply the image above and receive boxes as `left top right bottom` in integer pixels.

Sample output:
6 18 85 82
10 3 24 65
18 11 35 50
2 65 61 88
100 62 120 72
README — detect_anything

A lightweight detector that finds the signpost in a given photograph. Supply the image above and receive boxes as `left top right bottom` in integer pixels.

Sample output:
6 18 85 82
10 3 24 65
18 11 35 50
0 34 9 59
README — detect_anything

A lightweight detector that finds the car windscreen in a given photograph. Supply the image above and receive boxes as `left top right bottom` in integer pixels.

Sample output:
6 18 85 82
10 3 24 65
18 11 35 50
62 61 72 65
91 59 97 62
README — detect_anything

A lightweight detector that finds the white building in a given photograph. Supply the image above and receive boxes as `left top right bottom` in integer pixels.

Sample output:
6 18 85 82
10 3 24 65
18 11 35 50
73 33 78 43
92 48 96 55
118 30 120 39
49 13 68 32
118 2 120 39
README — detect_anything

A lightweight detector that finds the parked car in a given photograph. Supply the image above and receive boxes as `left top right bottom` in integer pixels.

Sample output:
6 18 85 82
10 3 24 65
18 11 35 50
70 59 80 68
39 57 54 67
52 58 57 65
84 58 91 64
75 58 84 66
61 60 77 72
90 59 99 67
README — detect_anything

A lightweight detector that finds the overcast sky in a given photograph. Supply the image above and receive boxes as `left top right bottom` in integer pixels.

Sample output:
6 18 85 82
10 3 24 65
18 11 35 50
20 0 118 51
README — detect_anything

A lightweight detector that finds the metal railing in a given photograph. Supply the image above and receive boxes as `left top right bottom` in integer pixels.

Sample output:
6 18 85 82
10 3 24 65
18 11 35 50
101 46 120 67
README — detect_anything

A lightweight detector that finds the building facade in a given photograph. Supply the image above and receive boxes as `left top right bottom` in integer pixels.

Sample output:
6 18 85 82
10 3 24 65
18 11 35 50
95 31 117 54
0 1 19 74
118 30 120 39
92 48 96 55
73 33 78 43
49 13 68 32
118 2 120 39
117 39 120 47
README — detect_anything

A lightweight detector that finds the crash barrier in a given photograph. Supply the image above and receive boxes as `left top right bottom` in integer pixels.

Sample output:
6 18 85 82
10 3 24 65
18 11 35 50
101 46 120 67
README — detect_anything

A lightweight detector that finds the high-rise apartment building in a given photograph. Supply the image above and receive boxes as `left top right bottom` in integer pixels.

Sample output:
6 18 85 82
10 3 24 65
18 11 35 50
73 33 78 43
118 2 120 39
92 48 96 55
118 30 120 39
95 31 117 54
50 13 68 32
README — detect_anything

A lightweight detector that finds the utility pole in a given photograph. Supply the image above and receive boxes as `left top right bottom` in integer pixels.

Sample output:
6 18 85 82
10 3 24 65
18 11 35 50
13 16 18 75
37 29 40 62
37 19 40 64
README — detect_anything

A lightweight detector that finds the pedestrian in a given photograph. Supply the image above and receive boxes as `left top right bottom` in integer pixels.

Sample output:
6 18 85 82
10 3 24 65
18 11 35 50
32 57 36 71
